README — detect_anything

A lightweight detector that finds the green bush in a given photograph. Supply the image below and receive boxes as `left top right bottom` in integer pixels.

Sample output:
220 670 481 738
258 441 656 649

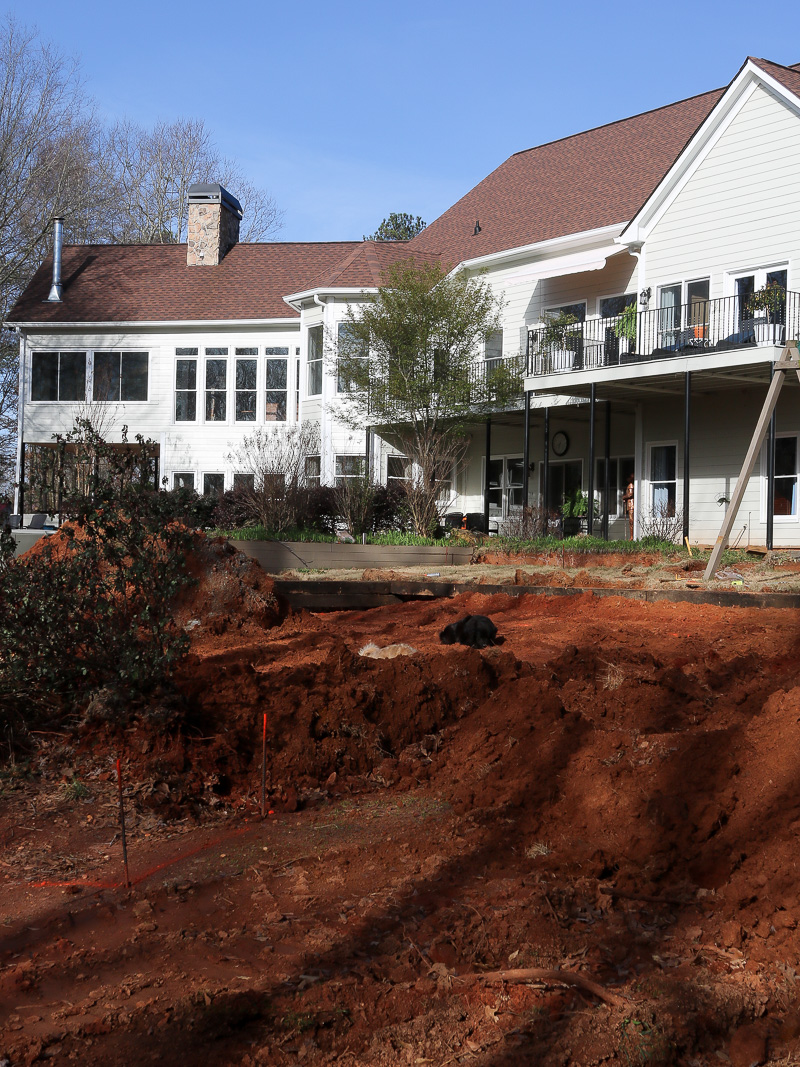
0 424 196 737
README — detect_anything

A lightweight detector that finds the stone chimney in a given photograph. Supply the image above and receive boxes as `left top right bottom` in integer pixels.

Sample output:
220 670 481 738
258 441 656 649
186 183 243 266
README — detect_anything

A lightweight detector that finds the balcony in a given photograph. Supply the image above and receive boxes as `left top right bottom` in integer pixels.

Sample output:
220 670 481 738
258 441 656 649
527 291 800 377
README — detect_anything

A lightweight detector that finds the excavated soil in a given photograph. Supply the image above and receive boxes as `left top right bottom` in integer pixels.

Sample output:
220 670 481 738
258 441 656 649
5 542 800 1064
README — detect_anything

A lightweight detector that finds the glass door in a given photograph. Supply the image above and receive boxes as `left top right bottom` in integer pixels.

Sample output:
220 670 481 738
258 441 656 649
658 284 682 350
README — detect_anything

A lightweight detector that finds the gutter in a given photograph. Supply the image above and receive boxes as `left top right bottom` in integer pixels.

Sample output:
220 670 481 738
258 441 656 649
3 317 301 330
446 223 627 278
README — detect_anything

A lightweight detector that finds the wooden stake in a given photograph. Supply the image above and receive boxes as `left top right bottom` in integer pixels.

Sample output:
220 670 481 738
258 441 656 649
116 758 131 888
684 536 693 557
261 712 267 819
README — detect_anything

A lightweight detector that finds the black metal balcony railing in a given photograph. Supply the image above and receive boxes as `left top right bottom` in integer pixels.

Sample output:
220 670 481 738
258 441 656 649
528 291 800 377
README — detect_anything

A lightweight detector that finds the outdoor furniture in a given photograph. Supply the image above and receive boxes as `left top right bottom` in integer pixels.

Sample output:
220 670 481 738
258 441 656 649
7 514 20 529
26 513 47 529
444 512 464 529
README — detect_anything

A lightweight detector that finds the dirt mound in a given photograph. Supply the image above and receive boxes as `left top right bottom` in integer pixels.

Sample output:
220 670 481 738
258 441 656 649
173 536 280 639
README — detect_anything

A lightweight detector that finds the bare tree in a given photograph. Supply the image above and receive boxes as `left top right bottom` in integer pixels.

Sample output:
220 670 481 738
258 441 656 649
98 117 283 244
226 424 320 533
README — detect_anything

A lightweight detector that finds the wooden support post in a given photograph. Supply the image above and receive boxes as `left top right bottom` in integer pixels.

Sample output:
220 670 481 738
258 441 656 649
766 369 776 551
704 343 800 580
116 758 131 889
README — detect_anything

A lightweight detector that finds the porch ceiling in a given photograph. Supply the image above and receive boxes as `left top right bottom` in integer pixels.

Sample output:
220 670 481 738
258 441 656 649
526 351 797 404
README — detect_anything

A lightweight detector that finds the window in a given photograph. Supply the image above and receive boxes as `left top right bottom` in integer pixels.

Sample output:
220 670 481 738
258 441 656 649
205 349 227 421
265 357 288 421
93 352 148 402
772 435 798 518
484 330 503 371
235 350 257 421
594 456 635 516
387 455 410 482
435 459 454 501
175 350 198 421
486 455 523 514
337 323 366 392
600 294 635 318
544 460 582 513
31 352 86 402
650 444 677 516
305 456 321 486
335 455 364 486
233 472 256 493
546 302 586 322
658 280 709 348
173 472 195 491
203 473 225 497
307 325 323 396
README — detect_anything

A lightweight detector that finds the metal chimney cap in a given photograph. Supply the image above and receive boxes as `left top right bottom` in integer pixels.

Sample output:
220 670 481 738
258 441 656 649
187 183 242 217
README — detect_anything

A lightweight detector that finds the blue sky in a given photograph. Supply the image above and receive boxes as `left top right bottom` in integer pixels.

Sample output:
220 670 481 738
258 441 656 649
11 0 800 241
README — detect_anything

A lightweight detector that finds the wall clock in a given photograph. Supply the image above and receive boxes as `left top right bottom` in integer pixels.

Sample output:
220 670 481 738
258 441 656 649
552 431 569 457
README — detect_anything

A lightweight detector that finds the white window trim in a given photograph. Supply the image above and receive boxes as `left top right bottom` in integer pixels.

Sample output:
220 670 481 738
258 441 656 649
201 471 227 496
29 349 89 404
203 349 231 427
90 350 151 405
646 440 679 517
725 262 790 298
174 349 200 426
482 453 524 516
171 470 198 492
760 431 800 524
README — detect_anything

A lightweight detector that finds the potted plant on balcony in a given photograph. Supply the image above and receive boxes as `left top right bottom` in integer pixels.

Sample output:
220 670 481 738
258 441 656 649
749 283 786 347
536 311 580 373
613 301 637 349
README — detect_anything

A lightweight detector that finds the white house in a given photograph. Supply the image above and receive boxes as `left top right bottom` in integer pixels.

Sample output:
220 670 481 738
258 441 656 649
8 56 800 547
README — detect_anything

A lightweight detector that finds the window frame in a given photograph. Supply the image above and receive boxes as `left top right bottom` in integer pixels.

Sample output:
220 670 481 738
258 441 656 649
92 350 149 403
204 348 229 424
265 351 289 422
336 322 367 394
30 350 87 403
307 324 323 397
593 455 635 518
647 441 678 518
761 431 800 524
174 349 199 423
234 347 259 423
202 472 226 498
172 472 196 492
334 455 365 486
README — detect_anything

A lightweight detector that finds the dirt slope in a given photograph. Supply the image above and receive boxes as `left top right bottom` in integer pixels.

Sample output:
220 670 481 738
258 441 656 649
4 581 800 1065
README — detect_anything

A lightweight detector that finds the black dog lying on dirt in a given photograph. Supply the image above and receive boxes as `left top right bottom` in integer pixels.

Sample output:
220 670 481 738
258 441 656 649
439 614 503 649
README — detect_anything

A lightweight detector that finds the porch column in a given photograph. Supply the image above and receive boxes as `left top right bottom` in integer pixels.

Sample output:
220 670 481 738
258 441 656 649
483 416 492 534
587 384 596 536
683 372 691 545
602 400 611 540
522 391 531 509
18 439 25 519
767 363 776 550
543 408 550 515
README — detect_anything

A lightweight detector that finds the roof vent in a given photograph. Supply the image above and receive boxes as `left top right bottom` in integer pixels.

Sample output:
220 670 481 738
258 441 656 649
473 220 482 236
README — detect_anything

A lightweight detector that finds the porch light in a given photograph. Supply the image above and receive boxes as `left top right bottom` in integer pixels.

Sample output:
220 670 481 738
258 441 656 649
639 286 651 307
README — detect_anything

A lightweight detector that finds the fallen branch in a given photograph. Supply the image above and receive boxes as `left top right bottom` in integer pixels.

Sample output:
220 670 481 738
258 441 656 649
452 967 626 1008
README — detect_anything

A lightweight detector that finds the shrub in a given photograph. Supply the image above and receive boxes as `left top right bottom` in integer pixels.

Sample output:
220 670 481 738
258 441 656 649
212 487 259 530
0 424 196 736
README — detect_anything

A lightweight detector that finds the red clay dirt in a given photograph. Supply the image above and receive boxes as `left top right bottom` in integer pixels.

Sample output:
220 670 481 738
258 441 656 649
4 543 800 1065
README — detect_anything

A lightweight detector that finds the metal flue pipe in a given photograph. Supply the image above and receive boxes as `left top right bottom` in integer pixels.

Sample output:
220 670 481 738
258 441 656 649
47 217 64 302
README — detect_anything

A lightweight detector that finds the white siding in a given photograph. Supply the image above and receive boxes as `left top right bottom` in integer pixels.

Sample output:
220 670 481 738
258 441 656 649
645 83 800 295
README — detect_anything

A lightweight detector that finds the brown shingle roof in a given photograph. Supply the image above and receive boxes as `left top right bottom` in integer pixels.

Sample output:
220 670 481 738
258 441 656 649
307 240 445 289
408 88 725 263
750 56 800 98
8 241 360 323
